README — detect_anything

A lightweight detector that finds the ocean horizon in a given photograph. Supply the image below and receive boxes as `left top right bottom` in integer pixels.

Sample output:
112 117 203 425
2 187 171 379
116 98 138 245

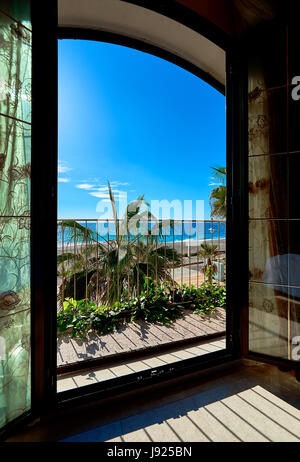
57 221 226 245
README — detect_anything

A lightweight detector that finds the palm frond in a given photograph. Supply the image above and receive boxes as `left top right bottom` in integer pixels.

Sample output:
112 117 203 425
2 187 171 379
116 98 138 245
58 183 183 305
108 181 120 244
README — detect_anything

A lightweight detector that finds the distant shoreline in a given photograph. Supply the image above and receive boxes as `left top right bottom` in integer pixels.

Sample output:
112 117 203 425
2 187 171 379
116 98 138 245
57 237 226 254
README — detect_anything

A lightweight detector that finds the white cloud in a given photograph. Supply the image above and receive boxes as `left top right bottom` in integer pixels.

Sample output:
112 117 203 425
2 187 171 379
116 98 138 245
76 180 130 190
110 189 125 195
76 184 96 190
92 187 111 192
111 191 127 199
110 181 129 187
89 192 110 198
75 180 129 205
58 161 71 174
58 177 70 183
76 185 125 194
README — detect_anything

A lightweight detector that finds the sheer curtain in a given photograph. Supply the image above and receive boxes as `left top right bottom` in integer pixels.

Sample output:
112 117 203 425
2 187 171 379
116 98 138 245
248 51 289 359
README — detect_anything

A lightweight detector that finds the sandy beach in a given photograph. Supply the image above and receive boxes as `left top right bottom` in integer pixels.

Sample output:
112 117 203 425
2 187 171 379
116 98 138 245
57 238 226 254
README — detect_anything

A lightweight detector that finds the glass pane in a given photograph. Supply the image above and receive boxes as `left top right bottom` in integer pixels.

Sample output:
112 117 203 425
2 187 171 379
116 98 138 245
56 39 227 389
249 282 288 359
0 1 31 27
0 11 32 124
249 220 288 285
0 116 31 217
290 292 300 362
248 23 300 362
249 155 288 219
248 87 287 156
0 0 31 430
248 25 286 91
0 218 31 428
289 154 300 219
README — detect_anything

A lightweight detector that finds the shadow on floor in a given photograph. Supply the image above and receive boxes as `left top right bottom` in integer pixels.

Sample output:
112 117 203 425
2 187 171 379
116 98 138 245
6 360 300 442
60 362 300 442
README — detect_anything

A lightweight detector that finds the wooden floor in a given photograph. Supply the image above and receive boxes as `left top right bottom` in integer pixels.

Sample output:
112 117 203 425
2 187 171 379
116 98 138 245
57 337 226 392
57 308 226 367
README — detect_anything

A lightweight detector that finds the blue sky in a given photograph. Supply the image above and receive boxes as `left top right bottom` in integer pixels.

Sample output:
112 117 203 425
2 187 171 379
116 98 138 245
58 40 226 220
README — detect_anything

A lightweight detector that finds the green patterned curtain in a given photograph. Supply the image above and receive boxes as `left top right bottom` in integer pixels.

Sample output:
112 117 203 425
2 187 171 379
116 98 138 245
0 1 31 429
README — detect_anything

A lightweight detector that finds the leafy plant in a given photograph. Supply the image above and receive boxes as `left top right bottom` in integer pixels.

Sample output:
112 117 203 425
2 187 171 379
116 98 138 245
193 282 226 314
57 183 181 305
57 278 226 338
198 243 219 284
57 298 97 338
209 166 226 219
90 303 128 334
129 278 182 324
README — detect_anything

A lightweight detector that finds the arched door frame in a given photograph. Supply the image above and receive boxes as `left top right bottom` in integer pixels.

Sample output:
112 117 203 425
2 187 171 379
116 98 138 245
31 0 248 417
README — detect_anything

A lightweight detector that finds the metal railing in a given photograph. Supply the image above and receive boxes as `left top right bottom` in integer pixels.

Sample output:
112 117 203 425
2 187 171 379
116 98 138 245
57 219 226 307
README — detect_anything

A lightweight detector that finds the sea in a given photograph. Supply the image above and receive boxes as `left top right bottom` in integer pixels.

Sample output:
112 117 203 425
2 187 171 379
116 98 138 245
57 220 226 246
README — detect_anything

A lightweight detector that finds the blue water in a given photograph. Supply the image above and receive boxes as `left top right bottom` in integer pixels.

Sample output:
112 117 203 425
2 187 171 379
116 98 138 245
57 221 226 245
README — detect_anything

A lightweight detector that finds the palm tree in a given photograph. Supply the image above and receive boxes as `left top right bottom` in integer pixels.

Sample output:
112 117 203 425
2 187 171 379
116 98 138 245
198 243 218 284
209 166 226 219
57 182 181 305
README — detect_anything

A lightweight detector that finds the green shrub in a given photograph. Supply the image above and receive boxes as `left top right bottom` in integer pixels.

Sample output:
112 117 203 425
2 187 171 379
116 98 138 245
129 279 182 324
57 298 128 338
192 282 226 314
57 298 97 338
57 278 226 338
91 302 128 334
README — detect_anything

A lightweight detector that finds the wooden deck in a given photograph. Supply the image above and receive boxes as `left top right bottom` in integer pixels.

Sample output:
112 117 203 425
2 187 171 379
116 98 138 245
57 308 226 367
